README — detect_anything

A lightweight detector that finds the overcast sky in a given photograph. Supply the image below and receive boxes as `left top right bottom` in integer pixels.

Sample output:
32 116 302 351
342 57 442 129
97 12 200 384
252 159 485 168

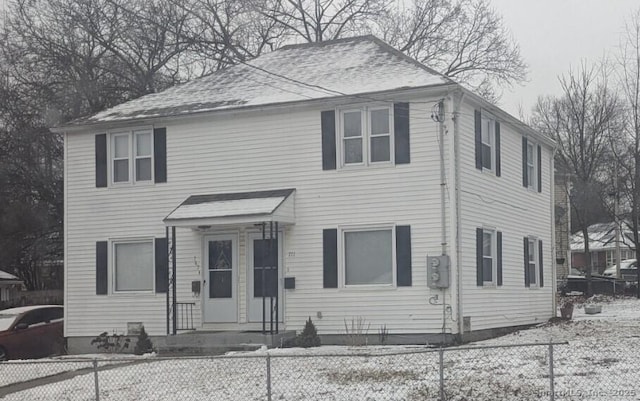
490 0 640 118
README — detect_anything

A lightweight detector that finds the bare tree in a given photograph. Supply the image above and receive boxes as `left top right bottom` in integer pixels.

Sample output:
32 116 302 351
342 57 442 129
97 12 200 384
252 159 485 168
611 9 640 297
377 0 526 99
253 0 389 43
532 63 620 296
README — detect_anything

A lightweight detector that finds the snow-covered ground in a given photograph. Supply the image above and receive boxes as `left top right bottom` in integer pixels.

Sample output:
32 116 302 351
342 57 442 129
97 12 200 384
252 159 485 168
1 297 639 401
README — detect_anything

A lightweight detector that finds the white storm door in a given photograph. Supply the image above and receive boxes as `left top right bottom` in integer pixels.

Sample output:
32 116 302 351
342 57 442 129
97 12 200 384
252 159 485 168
247 233 284 323
203 235 237 323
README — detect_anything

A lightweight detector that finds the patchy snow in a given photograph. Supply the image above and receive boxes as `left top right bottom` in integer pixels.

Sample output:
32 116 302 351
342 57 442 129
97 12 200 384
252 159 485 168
165 197 285 221
2 298 640 400
65 36 450 127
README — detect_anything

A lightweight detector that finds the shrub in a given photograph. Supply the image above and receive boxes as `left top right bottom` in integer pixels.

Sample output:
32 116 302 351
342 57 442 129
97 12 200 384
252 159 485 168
284 317 321 348
133 325 154 355
91 331 131 353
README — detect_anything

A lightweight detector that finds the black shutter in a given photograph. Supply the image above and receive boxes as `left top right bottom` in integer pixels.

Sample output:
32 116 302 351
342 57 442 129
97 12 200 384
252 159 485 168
155 237 168 293
497 231 503 286
95 134 107 188
495 122 501 177
476 228 483 286
321 111 336 170
96 241 108 295
524 237 530 287
475 110 482 170
522 137 528 187
539 240 544 287
396 225 412 286
394 102 410 164
323 229 338 288
154 127 167 183
537 144 542 193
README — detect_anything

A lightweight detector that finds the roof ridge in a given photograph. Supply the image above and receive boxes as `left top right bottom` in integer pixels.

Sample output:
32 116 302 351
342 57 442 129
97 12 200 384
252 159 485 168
278 35 378 51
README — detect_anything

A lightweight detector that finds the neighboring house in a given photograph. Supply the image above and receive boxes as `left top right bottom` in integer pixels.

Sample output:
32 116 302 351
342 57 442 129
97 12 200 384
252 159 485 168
0 270 25 307
53 36 555 351
571 222 636 274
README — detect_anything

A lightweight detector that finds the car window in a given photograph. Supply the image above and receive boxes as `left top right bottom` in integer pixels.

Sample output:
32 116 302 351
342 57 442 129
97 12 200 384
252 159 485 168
0 314 18 331
17 310 48 327
43 307 63 321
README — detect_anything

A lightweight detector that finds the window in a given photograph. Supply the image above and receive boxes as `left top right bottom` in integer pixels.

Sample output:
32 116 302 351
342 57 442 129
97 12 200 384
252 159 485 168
526 142 537 189
113 241 154 292
481 116 495 171
343 228 393 285
340 106 392 166
482 229 495 283
528 238 538 286
110 130 153 184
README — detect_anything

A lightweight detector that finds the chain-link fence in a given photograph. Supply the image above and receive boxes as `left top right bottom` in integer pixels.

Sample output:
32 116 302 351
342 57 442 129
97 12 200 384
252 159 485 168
0 342 637 401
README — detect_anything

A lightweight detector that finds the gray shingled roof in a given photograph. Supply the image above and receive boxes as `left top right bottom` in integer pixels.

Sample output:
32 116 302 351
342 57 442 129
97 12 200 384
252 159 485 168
65 36 451 127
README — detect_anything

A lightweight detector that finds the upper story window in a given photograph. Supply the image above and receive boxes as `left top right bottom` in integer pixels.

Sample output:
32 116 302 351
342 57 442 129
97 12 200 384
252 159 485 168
481 115 495 171
110 130 154 184
339 106 393 166
474 109 501 176
522 137 541 192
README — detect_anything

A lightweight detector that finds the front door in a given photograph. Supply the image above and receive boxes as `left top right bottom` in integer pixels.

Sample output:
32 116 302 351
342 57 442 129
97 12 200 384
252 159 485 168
247 232 284 323
203 235 237 323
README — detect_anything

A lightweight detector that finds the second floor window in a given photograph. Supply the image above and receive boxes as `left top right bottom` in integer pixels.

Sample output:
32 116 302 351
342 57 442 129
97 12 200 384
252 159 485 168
340 106 392 166
111 130 153 184
481 115 495 171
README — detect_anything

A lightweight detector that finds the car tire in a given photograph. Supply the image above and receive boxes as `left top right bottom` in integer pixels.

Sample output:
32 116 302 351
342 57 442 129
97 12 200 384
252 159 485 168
0 346 7 361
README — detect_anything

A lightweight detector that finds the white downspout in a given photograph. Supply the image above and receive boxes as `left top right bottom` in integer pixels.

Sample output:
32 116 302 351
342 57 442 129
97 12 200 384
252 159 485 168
450 90 465 339
551 148 557 316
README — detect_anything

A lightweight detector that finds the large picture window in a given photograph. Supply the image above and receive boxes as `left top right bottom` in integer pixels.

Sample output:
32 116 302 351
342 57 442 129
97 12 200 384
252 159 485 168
340 106 392 166
344 229 393 285
114 241 154 292
110 130 154 184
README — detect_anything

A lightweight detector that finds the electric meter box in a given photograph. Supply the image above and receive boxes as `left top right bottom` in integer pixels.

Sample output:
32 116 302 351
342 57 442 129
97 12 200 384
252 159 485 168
427 255 450 289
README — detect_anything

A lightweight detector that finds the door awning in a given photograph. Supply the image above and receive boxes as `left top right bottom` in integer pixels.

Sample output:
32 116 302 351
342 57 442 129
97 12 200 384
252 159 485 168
164 189 296 227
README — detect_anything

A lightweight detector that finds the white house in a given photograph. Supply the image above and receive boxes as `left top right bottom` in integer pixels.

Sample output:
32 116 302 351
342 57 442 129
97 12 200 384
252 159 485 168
53 36 556 351
0 270 24 307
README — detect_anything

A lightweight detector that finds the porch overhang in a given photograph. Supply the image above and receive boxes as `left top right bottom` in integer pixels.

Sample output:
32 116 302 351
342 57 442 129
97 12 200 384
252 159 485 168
163 188 296 228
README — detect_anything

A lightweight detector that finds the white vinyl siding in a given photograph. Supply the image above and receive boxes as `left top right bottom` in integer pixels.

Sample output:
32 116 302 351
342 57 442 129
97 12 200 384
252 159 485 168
65 98 456 337
460 101 553 332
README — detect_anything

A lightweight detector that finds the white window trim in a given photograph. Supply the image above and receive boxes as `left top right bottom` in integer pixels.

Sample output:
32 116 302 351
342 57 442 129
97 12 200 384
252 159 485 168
111 238 155 294
108 127 154 186
528 236 540 288
526 141 538 191
481 113 496 173
338 105 394 168
339 224 397 288
482 227 497 286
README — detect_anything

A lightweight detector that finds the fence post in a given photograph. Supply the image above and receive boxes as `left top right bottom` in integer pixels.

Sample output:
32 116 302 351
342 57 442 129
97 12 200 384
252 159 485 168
266 354 272 401
439 347 444 401
548 343 555 401
93 359 100 401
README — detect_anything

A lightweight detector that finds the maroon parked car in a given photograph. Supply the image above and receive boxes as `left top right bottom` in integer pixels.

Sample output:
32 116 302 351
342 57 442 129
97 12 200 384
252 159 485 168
0 305 64 360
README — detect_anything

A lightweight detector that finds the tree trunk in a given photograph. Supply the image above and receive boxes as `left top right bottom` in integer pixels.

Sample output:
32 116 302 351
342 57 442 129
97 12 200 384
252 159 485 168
582 226 592 297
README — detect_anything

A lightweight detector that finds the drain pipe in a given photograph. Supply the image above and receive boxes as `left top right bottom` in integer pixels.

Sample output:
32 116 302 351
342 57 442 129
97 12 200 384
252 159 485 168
450 90 465 340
